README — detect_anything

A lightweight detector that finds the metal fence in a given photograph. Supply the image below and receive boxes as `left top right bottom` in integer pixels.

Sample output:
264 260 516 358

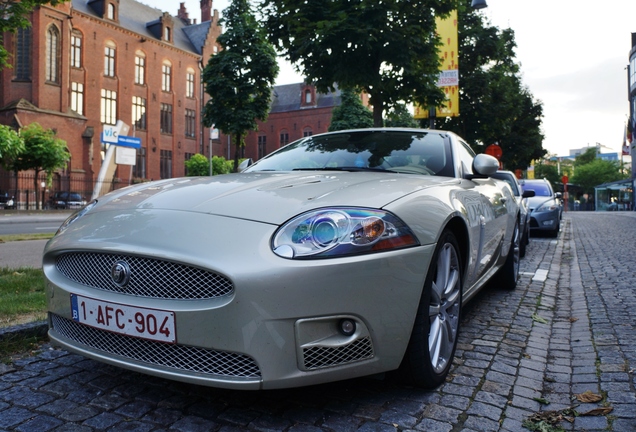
0 171 127 210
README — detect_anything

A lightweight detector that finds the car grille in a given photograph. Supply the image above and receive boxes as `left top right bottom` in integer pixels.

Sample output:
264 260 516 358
55 252 233 300
302 337 374 370
50 314 261 379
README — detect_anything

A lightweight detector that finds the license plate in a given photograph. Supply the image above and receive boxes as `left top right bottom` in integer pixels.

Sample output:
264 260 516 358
71 294 176 343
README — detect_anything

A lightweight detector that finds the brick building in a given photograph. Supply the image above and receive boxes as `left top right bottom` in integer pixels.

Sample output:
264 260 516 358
0 0 222 199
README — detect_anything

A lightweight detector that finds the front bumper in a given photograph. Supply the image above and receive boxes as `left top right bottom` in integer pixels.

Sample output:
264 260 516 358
529 210 559 231
44 208 434 390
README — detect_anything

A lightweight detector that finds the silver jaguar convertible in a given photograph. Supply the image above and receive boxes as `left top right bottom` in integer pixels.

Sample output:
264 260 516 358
44 128 520 390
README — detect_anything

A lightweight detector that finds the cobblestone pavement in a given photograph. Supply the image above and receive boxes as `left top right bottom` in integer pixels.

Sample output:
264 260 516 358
1 212 635 431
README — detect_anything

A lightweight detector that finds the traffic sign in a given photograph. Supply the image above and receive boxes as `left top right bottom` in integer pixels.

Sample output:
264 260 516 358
117 136 141 148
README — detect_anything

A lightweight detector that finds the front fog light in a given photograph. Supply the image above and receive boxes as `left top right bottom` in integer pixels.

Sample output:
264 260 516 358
339 319 356 336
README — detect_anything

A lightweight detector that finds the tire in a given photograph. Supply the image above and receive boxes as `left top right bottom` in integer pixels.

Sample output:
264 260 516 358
550 221 560 238
398 230 462 389
496 220 520 289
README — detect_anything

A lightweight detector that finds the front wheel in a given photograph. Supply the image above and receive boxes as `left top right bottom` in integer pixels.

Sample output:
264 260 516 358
496 220 520 289
398 230 462 389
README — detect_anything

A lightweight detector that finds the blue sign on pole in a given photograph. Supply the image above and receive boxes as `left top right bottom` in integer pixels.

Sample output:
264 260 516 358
116 136 142 149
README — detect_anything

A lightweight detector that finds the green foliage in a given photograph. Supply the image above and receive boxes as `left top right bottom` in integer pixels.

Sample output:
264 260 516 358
385 103 418 128
328 88 373 131
573 147 597 166
185 154 210 176
212 155 233 175
0 125 24 169
264 0 455 127
533 163 560 186
202 0 279 172
438 0 545 170
0 1 68 70
571 158 626 195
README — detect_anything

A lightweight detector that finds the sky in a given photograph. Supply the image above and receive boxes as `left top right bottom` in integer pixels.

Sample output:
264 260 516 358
152 0 635 157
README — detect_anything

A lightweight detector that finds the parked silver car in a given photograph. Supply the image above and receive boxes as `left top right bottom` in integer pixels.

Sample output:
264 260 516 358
520 178 562 238
491 171 535 257
44 128 520 390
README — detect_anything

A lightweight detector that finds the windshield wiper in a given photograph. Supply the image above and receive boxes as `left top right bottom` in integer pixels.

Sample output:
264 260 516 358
292 166 393 173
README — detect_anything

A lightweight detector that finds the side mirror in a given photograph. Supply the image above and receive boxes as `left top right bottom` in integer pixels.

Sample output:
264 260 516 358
522 190 535 198
238 158 253 172
555 192 563 199
469 154 499 178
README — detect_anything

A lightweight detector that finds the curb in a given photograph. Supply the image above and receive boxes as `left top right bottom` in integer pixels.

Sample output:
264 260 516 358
0 320 48 342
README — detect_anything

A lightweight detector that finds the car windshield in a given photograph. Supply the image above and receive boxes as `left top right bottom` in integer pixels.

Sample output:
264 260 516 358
522 182 552 196
244 130 453 176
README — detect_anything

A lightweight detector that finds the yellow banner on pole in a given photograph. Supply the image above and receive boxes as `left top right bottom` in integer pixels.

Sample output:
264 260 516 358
414 10 459 119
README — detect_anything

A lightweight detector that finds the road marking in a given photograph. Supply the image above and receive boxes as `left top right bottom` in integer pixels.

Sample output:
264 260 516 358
36 227 58 230
533 269 549 282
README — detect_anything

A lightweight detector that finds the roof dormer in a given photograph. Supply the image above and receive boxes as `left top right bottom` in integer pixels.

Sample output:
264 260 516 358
300 84 316 108
146 12 174 44
88 0 119 23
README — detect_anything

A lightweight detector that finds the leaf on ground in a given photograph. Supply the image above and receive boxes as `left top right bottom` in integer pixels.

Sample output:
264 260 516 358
532 314 549 324
579 407 613 416
575 390 602 403
568 317 578 322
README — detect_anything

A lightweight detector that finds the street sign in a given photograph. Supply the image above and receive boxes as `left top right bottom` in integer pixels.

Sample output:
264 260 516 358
117 136 141 148
101 125 119 144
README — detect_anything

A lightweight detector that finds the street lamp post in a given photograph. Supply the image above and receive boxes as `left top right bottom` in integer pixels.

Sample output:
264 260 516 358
41 181 46 210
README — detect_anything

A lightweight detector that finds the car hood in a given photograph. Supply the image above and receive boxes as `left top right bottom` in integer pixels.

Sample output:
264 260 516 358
525 195 557 209
93 172 459 225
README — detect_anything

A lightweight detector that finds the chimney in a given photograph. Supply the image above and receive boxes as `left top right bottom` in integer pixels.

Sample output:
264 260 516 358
200 0 212 23
177 2 190 25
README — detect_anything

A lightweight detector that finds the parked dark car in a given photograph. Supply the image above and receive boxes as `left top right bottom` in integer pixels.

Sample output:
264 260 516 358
0 190 16 209
48 192 86 210
519 179 562 238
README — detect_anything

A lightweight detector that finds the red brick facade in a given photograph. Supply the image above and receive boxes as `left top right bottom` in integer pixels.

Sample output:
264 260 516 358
0 0 222 194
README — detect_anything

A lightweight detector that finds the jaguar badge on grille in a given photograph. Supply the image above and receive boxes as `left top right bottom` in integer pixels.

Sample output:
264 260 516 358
111 261 131 287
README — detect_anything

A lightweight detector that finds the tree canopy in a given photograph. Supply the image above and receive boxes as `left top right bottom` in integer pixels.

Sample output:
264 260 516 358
0 1 67 70
0 125 24 170
202 0 278 171
438 0 545 170
571 151 627 195
263 0 455 127
328 88 373 132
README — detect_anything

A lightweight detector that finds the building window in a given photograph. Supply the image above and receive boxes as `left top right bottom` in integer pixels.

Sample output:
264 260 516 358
186 69 195 98
185 109 196 138
280 129 289 146
184 152 194 175
160 150 172 179
305 90 312 104
46 25 60 83
258 135 267 159
162 61 171 92
71 82 84 115
132 96 146 130
303 127 313 137
164 26 171 42
107 3 115 20
100 89 117 125
104 42 116 77
70 32 82 68
134 52 145 85
160 103 172 134
15 27 31 80
133 147 146 179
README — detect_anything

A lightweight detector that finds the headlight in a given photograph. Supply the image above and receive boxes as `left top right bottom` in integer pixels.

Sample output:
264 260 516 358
272 207 419 259
536 201 559 212
56 200 97 235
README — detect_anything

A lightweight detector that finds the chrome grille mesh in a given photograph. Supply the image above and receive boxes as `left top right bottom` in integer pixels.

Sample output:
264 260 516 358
303 337 374 370
55 252 233 300
51 314 261 379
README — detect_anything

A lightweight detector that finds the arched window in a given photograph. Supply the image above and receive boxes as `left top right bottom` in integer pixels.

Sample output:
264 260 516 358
15 27 31 80
46 25 60 83
305 90 312 104
162 60 172 92
107 3 116 20
279 129 289 146
164 26 171 42
303 127 313 137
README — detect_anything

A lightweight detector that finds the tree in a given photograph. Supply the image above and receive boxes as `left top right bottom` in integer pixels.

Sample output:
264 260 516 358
202 0 278 172
533 162 560 187
13 123 69 210
438 0 545 170
0 125 24 169
573 147 598 166
264 0 455 127
385 103 419 128
571 155 626 195
0 1 68 70
328 88 373 132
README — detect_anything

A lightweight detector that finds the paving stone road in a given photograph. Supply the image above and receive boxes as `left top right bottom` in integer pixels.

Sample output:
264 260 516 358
1 212 635 431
